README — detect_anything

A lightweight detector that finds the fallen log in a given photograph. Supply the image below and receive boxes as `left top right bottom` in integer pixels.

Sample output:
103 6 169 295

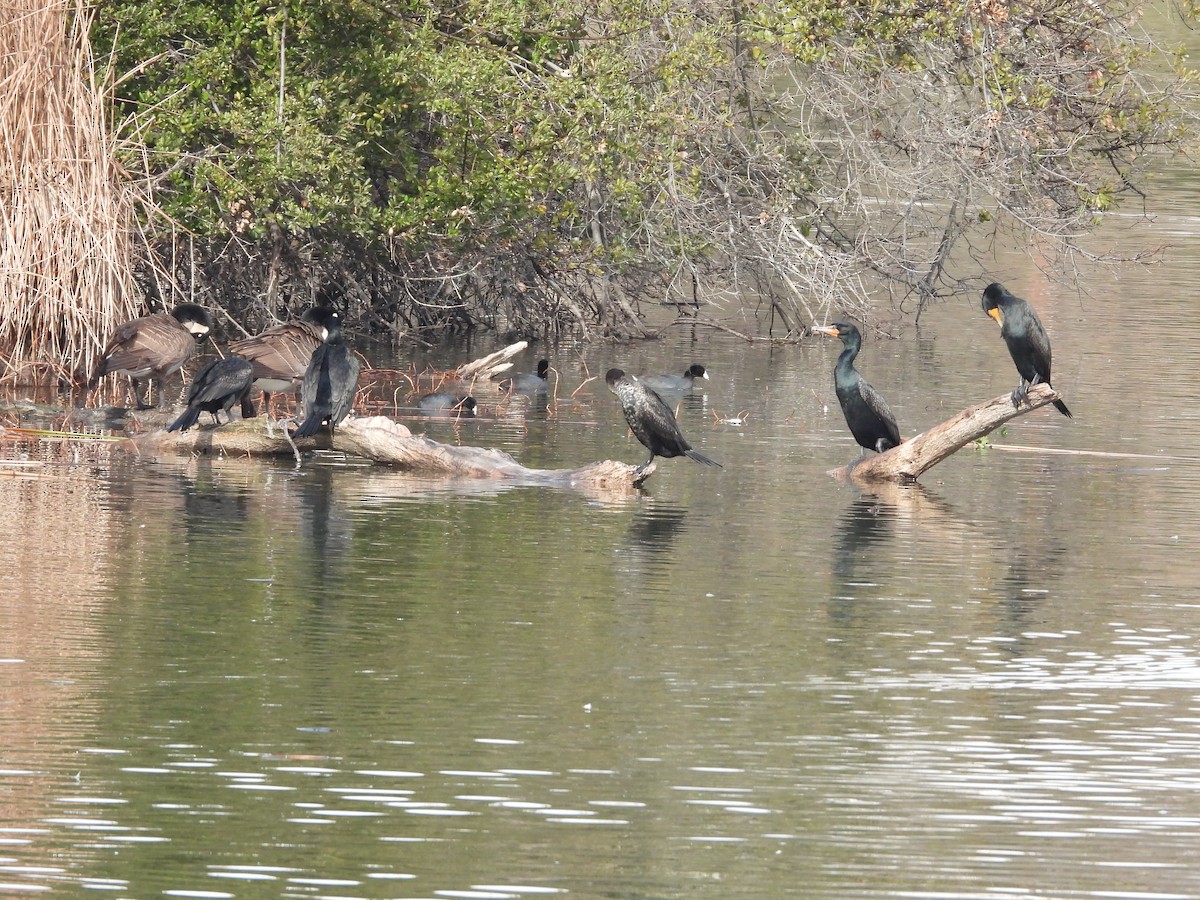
131 415 650 490
828 382 1066 483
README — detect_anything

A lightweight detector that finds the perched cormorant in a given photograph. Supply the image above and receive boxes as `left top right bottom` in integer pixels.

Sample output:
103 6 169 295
981 282 1072 418
88 303 213 408
417 393 477 417
638 364 709 396
605 368 721 473
229 306 340 414
813 323 901 455
291 311 360 438
167 356 255 432
497 359 550 395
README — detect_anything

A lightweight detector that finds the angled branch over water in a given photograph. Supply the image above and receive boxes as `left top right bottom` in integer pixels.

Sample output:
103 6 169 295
827 383 1066 484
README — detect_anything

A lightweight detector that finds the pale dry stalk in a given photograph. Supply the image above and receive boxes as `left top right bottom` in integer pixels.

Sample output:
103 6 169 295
0 0 136 383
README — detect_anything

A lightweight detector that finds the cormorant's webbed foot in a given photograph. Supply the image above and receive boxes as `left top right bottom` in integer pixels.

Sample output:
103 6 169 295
1010 379 1030 409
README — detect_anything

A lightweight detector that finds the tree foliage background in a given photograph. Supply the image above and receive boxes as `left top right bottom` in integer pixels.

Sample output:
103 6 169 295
86 0 1197 341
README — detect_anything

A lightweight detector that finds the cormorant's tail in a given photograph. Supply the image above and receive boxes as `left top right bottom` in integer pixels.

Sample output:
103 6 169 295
1053 398 1072 418
291 413 323 438
167 407 200 433
685 448 722 468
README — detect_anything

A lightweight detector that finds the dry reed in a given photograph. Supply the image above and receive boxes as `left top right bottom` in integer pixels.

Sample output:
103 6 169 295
0 0 137 385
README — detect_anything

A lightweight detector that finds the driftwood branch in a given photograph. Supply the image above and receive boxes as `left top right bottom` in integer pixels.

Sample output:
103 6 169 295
828 382 1065 483
131 416 649 492
453 341 527 381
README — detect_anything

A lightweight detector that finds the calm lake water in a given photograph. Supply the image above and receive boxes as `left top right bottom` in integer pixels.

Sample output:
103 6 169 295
5 203 1200 896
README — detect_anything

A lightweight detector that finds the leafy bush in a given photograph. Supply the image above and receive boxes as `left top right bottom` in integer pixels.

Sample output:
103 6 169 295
85 0 1196 339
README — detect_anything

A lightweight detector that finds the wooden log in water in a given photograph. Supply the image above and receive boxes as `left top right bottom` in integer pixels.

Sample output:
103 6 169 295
827 382 1066 484
131 415 649 490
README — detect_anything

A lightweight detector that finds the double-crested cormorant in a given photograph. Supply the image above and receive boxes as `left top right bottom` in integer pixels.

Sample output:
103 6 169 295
167 356 255 432
605 368 721 473
417 393 477 417
813 323 901 455
497 359 550 395
638 364 709 396
88 303 213 408
981 282 1072 418
229 306 340 414
291 311 360 438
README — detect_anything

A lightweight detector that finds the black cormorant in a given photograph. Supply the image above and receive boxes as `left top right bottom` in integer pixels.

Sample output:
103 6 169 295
167 356 255 432
229 306 340 414
981 283 1072 418
813 323 901 455
606 368 721 473
88 303 213 408
292 311 361 438
497 359 550 396
638 364 709 396
417 393 477 417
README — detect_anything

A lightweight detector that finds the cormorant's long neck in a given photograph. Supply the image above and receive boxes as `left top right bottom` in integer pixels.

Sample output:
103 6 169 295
835 338 860 383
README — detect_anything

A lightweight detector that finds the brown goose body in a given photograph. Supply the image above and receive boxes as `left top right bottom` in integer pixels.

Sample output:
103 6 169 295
89 303 212 408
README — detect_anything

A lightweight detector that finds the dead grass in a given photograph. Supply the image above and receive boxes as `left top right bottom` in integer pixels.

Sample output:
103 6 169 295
0 0 138 385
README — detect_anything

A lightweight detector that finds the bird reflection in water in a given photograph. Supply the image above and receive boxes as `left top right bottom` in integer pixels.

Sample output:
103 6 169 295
292 463 357 593
990 534 1069 659
178 457 250 543
617 501 688 584
830 492 897 602
829 482 959 617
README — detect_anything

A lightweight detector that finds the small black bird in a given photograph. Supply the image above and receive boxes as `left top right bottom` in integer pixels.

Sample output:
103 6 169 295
229 306 340 414
813 323 901 455
417 393 477 417
638 363 709 396
291 311 360 438
981 283 1072 418
497 359 550 396
606 368 721 474
88 303 213 408
167 356 255 432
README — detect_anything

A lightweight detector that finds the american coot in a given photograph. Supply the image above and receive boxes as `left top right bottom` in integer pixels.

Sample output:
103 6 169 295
606 368 721 473
167 356 255 432
982 283 1072 418
417 393 477 417
229 306 340 414
88 303 213 409
637 363 708 396
813 323 901 455
292 311 361 438
497 359 550 395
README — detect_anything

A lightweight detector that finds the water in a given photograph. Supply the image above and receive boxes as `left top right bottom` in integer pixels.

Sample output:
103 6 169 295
6 227 1200 897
